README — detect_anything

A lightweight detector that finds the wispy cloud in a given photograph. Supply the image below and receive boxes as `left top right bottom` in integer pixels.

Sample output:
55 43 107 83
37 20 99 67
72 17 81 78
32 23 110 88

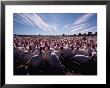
73 13 95 25
14 13 59 32
79 26 97 33
14 18 27 25
17 14 33 25
70 23 90 33
48 23 59 32
69 23 89 30
63 24 70 29
63 13 96 34
14 13 96 35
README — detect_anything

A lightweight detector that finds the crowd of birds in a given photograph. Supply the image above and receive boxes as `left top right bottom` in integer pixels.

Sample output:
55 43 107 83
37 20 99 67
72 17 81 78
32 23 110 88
14 35 97 75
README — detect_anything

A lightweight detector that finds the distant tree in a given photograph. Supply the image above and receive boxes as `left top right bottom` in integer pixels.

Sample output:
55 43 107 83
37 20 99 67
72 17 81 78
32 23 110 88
14 34 17 36
78 33 81 36
84 33 86 36
88 32 92 36
95 32 97 36
63 34 65 36
74 34 76 36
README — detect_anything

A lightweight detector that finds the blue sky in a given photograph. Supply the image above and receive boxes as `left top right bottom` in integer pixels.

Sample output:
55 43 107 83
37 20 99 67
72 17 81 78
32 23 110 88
13 13 97 35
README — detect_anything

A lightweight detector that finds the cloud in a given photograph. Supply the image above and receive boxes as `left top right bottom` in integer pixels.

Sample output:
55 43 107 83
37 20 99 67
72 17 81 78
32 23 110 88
69 23 88 30
79 26 97 33
70 25 88 33
63 24 70 29
63 13 96 34
14 13 96 35
14 13 59 32
17 13 33 25
48 23 59 31
14 18 26 25
73 13 95 25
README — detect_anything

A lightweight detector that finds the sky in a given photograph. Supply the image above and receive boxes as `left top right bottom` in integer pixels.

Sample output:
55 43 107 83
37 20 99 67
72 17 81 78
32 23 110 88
13 13 97 35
